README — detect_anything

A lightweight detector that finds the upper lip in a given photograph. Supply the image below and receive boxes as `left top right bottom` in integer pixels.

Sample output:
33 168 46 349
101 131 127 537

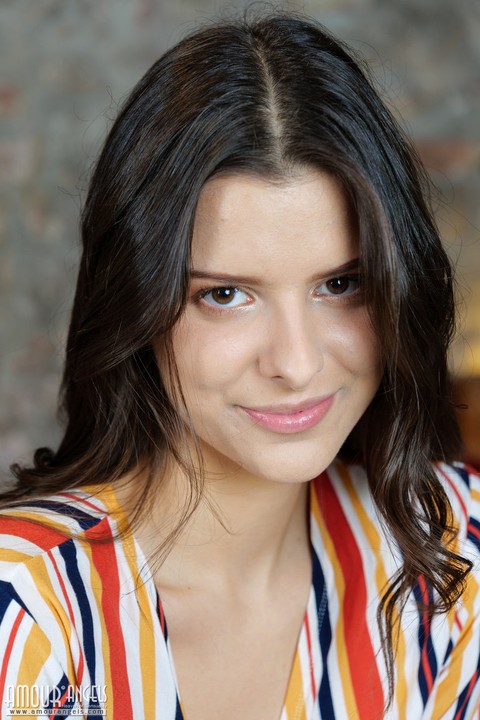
239 394 335 415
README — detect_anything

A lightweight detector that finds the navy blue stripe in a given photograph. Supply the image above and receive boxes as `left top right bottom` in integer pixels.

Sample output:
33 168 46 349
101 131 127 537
413 581 438 707
442 637 454 666
57 540 100 711
467 517 480 553
20 500 101 531
157 592 169 642
175 696 185 720
45 673 71 711
453 465 471 490
311 542 335 718
452 670 480 720
0 580 32 622
468 517 480 534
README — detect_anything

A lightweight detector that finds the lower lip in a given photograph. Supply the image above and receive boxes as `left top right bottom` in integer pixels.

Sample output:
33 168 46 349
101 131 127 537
240 395 335 434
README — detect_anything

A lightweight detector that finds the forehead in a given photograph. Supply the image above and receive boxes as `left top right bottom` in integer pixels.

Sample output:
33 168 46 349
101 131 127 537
191 170 357 276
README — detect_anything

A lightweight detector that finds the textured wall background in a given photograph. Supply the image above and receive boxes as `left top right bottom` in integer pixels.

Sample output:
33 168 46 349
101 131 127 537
1 0 479 483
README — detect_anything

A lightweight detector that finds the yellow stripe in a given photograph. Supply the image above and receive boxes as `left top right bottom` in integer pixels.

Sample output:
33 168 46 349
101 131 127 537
0 548 33 563
120 528 157 717
27 554 77 682
16 620 51 690
283 649 307 720
471 488 480 503
429 568 478 717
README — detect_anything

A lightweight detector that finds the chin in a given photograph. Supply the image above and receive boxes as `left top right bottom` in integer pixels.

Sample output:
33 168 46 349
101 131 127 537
242 451 338 486
196 432 344 487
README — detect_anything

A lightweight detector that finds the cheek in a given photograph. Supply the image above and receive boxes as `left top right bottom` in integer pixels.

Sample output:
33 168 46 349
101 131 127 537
328 311 381 378
171 317 253 400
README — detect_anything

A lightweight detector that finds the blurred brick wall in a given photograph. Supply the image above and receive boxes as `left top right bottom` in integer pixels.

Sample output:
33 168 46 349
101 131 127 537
1 0 479 484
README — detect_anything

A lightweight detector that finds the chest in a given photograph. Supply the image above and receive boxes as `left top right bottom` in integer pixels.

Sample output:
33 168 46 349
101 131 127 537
170 615 302 720
158 580 312 720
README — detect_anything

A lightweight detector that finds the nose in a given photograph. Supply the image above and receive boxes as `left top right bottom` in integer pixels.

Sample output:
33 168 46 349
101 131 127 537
257 302 323 390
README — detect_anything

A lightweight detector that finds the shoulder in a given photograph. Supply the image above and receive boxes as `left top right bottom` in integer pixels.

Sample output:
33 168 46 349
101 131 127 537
0 486 116 581
0 486 129 655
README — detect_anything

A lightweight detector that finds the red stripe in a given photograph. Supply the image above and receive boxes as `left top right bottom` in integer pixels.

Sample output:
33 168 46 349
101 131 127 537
439 468 468 524
157 595 166 637
314 473 384 716
61 493 105 514
468 523 480 543
463 464 480 479
47 549 85 685
304 611 317 698
47 549 76 626
0 607 25 693
86 519 133 719
418 576 434 693
48 684 70 719
0 516 66 551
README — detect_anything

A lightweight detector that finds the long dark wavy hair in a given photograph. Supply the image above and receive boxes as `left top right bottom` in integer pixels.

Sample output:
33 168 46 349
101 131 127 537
4 10 469 706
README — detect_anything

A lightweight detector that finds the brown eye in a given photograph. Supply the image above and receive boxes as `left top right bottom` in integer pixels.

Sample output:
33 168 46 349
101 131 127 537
326 277 351 294
199 286 251 308
210 287 238 304
314 275 361 298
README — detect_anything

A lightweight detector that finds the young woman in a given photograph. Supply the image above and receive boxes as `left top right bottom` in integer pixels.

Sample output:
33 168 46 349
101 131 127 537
1 12 479 720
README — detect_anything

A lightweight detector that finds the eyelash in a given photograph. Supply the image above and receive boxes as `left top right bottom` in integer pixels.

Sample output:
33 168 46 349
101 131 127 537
194 274 362 311
314 274 361 299
195 286 252 310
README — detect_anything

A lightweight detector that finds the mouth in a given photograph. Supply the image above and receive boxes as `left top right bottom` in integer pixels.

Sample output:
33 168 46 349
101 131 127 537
239 394 335 434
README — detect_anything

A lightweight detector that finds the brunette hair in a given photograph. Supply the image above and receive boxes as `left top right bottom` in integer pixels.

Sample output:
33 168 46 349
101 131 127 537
5 10 469 703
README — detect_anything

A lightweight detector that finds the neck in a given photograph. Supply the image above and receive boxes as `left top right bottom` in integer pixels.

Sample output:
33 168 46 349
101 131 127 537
116 453 311 600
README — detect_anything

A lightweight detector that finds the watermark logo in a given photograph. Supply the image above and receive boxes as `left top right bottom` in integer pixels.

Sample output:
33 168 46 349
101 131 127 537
5 685 107 716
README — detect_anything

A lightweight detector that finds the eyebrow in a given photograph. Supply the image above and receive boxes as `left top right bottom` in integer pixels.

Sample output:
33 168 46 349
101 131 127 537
190 258 360 286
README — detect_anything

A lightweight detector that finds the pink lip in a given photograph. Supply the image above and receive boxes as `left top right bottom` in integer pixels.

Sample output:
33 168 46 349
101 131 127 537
240 395 335 434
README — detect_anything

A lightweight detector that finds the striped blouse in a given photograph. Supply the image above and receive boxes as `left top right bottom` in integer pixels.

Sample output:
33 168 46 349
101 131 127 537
1 460 480 719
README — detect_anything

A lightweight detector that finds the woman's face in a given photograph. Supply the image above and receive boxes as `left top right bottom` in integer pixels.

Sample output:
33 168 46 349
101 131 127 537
159 170 382 485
